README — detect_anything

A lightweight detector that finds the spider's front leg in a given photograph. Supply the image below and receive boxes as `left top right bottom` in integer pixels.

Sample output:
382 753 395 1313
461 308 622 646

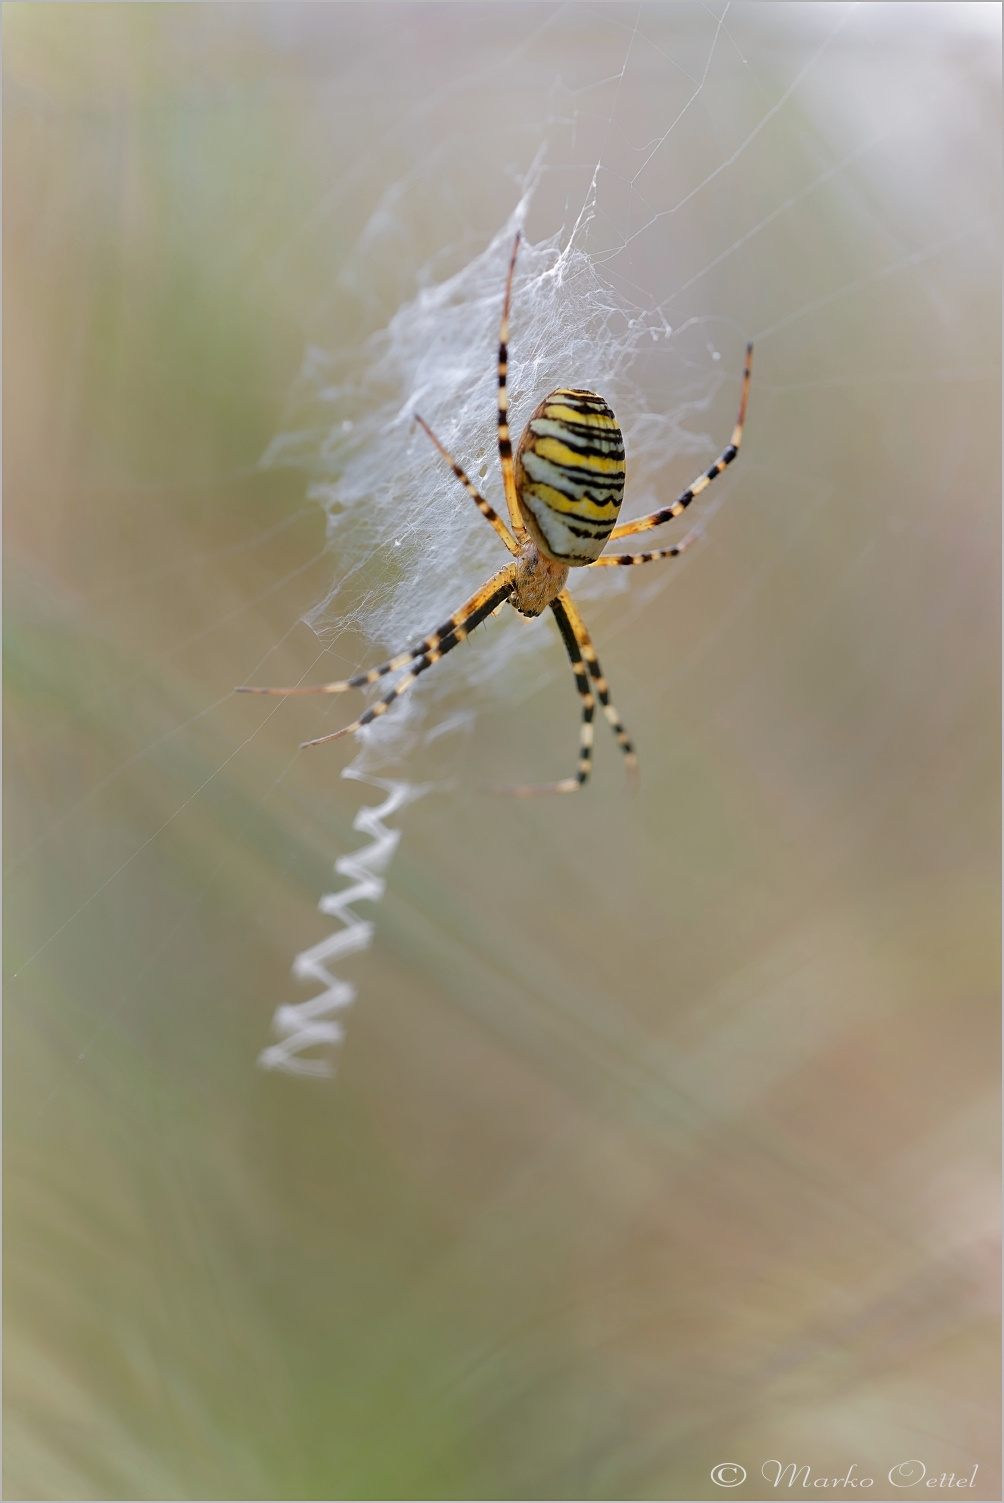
491 594 592 796
236 564 515 744
557 591 638 789
492 591 637 797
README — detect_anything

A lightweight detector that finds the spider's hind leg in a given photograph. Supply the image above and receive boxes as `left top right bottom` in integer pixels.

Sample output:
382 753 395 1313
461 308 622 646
609 342 752 542
414 413 518 555
496 231 528 542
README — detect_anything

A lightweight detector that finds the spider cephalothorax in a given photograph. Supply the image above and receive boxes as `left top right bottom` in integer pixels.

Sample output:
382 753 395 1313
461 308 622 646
508 542 568 620
239 233 752 795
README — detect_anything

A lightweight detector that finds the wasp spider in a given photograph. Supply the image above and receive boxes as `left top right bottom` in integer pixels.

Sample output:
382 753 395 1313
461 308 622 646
239 235 752 794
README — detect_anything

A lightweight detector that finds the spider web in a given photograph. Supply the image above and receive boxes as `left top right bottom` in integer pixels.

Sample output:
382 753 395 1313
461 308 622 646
252 0 998 767
259 17 766 758
265 208 708 745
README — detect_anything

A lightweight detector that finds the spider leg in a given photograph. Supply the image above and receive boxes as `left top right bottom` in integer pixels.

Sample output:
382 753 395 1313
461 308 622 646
590 528 702 567
496 231 529 542
556 591 639 790
610 343 752 541
413 413 518 555
237 566 516 699
299 568 515 746
491 595 594 796
491 591 638 796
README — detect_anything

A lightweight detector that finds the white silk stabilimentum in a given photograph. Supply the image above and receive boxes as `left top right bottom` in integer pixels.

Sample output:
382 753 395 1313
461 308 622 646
259 770 430 1077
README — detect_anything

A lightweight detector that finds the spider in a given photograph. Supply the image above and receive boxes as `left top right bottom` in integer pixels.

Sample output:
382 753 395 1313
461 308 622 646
238 234 752 794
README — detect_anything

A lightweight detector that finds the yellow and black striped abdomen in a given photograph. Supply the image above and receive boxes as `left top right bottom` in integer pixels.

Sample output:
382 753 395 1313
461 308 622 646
514 389 625 566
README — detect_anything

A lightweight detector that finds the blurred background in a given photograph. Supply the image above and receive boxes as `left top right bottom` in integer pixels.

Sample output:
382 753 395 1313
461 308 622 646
4 4 1000 1498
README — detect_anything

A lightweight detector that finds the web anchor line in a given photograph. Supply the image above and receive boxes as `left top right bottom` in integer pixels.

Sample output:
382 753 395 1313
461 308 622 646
258 771 430 1077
